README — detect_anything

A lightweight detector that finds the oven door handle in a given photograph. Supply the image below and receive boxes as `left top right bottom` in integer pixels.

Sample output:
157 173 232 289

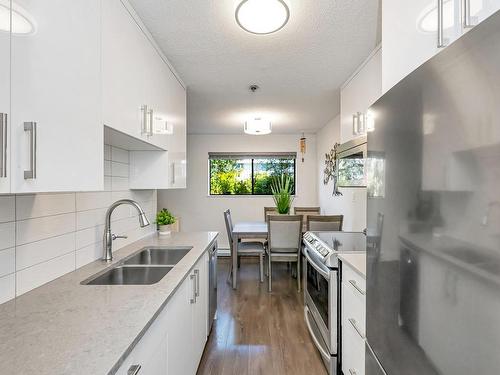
305 305 331 361
304 248 330 279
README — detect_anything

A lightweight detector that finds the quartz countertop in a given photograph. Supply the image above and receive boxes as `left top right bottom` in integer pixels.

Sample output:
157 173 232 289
0 231 218 375
338 253 366 278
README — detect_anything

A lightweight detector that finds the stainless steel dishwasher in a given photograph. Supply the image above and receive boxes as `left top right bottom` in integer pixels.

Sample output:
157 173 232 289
208 242 217 332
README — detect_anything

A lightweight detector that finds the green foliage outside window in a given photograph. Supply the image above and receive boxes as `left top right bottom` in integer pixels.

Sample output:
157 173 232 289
209 157 295 195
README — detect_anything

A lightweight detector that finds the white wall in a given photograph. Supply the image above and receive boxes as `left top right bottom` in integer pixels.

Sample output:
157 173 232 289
158 134 318 248
0 145 157 304
316 116 367 231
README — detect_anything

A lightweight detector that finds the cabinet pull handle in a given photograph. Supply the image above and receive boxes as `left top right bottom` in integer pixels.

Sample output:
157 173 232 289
148 108 154 136
190 273 196 304
127 364 141 375
349 369 357 375
171 162 176 185
24 122 37 179
0 113 6 178
348 279 366 295
352 114 357 135
437 0 447 48
348 318 365 339
141 105 148 135
194 269 200 298
462 0 476 28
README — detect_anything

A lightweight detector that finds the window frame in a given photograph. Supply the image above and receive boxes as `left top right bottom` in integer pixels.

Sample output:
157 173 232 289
208 152 297 196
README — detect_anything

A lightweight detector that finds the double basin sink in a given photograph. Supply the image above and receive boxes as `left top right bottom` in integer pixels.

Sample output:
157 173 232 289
82 246 192 286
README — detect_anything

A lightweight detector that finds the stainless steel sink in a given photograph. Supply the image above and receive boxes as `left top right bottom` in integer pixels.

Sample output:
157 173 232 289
123 247 192 266
83 266 173 285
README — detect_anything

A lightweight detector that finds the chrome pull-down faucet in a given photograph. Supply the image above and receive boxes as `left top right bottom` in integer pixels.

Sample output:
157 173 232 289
103 199 150 261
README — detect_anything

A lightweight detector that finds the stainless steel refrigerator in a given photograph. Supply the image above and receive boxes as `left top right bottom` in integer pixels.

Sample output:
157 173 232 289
365 10 500 375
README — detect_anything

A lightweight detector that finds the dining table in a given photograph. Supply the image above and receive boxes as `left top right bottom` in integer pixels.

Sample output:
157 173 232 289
231 221 268 289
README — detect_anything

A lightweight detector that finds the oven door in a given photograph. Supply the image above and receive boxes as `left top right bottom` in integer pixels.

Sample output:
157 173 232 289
304 246 337 355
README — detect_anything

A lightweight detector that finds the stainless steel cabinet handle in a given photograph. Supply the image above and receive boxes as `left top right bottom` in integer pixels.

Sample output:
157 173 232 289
127 364 141 375
171 162 175 185
23 122 37 179
349 369 357 375
462 0 476 28
141 105 148 135
348 279 366 295
348 318 366 339
148 108 154 136
437 0 447 48
190 273 196 304
194 269 200 298
0 113 6 178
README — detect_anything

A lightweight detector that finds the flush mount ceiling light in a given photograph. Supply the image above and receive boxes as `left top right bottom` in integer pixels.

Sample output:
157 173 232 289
0 2 36 35
235 0 290 35
244 118 272 135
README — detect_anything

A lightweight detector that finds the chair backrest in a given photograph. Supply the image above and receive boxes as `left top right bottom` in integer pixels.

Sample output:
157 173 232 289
294 206 321 232
307 215 344 232
264 206 279 222
223 209 233 246
267 215 303 253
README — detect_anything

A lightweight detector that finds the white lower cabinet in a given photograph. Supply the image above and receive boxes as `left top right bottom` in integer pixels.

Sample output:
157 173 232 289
116 252 209 375
341 262 366 375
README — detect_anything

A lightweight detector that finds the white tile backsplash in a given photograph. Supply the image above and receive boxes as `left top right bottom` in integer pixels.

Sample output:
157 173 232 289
0 248 15 278
0 144 157 305
0 196 15 223
16 193 75 220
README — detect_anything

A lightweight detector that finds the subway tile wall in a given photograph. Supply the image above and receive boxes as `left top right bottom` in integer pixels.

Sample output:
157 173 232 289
0 145 157 304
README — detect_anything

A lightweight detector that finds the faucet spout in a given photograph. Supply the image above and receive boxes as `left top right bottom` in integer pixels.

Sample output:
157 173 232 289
103 199 150 262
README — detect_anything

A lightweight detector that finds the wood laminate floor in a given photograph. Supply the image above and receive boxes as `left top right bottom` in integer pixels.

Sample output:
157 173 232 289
197 258 328 375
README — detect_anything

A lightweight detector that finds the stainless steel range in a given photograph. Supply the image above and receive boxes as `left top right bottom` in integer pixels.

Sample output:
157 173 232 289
303 231 366 375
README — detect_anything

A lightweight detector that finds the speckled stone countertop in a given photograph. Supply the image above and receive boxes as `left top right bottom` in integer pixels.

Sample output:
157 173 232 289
0 231 218 375
338 253 366 278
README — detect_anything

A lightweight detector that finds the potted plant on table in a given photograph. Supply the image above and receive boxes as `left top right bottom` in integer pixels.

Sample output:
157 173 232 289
271 174 294 214
156 208 176 235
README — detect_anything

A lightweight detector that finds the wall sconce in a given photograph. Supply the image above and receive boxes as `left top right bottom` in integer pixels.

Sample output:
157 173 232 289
300 133 306 162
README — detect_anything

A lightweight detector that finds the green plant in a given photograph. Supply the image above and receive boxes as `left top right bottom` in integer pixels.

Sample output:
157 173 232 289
270 174 294 214
156 208 176 226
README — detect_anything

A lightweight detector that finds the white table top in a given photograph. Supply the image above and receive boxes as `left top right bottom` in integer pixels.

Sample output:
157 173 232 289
232 221 268 235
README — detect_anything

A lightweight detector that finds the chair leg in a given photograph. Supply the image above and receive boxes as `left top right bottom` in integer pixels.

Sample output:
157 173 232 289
238 255 241 268
268 254 272 292
265 253 269 277
259 253 264 283
226 263 233 284
297 259 301 292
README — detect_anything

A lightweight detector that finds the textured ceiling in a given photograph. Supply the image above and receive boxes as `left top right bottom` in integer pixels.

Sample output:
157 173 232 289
129 0 380 134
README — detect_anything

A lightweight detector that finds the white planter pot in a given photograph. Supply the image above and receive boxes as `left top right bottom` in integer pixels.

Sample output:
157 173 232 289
158 224 173 236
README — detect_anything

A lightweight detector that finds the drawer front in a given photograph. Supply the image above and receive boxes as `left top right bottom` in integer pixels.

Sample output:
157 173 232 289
342 317 365 375
343 262 366 295
342 279 366 336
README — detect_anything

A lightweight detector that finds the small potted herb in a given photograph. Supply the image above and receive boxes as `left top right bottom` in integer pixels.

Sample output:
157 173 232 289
271 174 294 214
156 208 176 236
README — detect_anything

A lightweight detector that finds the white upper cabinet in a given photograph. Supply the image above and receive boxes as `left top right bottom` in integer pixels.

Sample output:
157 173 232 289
0 1 10 193
102 0 187 154
340 46 382 144
383 0 500 92
10 0 103 193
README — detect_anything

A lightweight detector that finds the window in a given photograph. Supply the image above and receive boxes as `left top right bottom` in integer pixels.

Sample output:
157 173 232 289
209 152 296 195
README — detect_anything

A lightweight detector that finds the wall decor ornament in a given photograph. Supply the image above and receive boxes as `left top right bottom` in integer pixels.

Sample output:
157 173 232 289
323 143 342 196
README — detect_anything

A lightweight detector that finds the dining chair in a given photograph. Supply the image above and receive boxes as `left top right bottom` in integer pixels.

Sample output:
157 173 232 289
264 206 280 222
307 215 344 232
224 209 265 283
266 215 303 292
294 207 321 232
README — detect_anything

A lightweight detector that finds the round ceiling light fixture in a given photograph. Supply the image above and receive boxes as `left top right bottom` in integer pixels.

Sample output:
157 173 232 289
244 117 272 135
235 0 290 35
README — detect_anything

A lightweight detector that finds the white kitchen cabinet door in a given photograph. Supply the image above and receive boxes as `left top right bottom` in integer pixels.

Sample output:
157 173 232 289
102 0 151 145
192 253 208 366
0 0 10 193
115 302 169 375
382 0 461 93
10 0 103 193
167 273 197 375
340 47 382 144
